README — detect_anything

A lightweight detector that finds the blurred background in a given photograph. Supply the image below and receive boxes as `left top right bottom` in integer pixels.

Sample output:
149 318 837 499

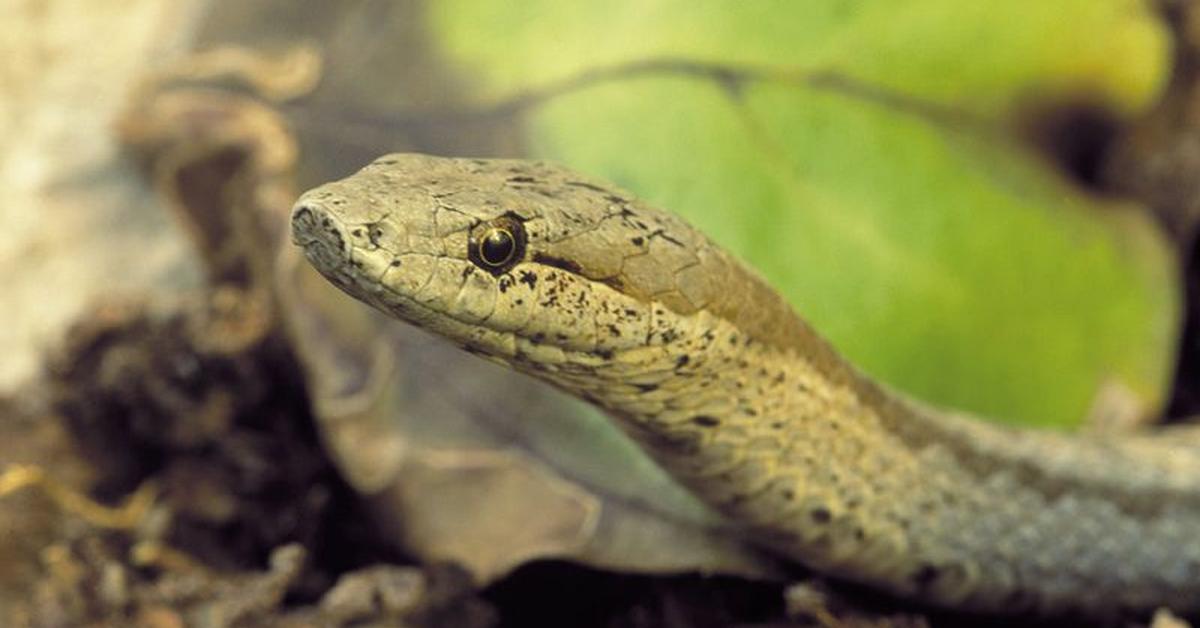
1 1 1198 626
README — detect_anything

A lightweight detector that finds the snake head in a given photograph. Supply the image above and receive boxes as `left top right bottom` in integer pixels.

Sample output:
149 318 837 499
291 153 707 364
291 153 809 381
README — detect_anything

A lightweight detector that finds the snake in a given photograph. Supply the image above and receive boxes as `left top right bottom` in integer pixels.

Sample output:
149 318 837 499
290 153 1200 618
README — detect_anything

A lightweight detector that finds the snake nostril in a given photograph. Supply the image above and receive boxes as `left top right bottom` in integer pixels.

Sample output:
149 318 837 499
290 202 354 285
291 203 346 251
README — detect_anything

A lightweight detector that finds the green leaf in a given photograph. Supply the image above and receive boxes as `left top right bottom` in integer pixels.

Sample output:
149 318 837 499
430 0 1178 427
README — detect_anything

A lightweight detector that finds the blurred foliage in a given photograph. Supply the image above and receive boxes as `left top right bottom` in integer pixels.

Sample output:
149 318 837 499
427 0 1178 427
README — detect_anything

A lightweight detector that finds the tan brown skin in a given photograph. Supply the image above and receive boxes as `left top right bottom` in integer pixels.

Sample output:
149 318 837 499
291 153 1200 620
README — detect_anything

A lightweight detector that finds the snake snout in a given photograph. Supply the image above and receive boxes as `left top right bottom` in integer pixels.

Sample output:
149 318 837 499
290 201 351 276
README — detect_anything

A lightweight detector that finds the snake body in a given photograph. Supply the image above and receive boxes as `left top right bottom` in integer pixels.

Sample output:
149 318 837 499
291 153 1200 617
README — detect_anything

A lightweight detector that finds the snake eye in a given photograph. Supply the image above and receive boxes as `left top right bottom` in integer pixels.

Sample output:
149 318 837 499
469 215 526 275
479 228 516 267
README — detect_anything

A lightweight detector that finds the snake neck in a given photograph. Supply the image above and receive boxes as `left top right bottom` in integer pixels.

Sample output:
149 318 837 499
513 295 1200 616
521 300 872 511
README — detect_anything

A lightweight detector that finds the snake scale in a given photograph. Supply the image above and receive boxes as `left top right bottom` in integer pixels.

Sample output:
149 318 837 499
290 153 1200 618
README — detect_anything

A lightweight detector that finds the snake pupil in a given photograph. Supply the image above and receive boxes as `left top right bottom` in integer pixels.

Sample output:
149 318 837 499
479 228 516 267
